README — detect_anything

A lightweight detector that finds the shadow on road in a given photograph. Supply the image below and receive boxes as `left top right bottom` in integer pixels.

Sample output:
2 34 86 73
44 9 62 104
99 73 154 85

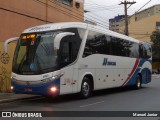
20 86 149 105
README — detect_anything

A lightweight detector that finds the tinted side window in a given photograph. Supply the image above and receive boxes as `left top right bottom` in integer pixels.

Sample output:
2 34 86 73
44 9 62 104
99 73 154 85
140 43 151 59
109 38 140 58
83 31 105 57
104 35 112 55
83 30 141 58
61 42 72 63
131 43 139 58
139 44 144 58
110 37 117 55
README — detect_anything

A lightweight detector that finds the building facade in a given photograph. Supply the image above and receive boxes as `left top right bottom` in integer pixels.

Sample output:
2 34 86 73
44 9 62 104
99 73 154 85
109 15 125 33
0 0 84 92
109 4 160 42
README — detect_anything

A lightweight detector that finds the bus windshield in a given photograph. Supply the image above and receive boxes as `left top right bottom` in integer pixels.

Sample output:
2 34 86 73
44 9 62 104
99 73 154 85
13 31 61 75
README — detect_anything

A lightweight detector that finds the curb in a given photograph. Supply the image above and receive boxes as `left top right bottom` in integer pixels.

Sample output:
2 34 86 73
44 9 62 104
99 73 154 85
152 74 160 77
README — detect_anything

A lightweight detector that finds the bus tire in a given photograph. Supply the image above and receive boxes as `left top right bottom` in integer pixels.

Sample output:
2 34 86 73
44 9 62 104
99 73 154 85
80 77 92 99
134 75 142 89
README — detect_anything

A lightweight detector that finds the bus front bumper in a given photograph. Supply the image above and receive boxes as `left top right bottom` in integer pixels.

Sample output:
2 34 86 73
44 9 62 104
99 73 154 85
11 78 60 96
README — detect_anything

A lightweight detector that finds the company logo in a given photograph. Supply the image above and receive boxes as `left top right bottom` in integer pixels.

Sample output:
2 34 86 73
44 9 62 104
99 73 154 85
1 112 42 118
2 112 11 117
29 26 51 31
102 58 116 66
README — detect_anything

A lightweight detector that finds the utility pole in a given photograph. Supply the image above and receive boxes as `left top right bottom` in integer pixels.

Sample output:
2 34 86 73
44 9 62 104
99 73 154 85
120 0 136 36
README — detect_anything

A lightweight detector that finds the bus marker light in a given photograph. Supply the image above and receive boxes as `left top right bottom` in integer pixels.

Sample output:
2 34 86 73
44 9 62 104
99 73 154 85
30 34 36 38
27 35 31 38
22 36 27 39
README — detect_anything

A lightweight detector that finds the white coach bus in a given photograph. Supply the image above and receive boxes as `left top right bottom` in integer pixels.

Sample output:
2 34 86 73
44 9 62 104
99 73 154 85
4 22 152 98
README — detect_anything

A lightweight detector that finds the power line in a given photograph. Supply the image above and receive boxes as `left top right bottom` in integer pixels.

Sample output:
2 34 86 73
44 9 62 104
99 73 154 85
127 4 132 9
34 0 109 29
48 0 109 28
85 4 120 9
33 0 83 21
48 0 110 26
84 12 109 24
136 0 152 13
86 6 124 11
87 12 109 24
0 7 53 23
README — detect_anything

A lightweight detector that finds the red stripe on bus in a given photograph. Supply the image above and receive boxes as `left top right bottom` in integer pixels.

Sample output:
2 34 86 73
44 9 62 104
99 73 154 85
122 58 140 87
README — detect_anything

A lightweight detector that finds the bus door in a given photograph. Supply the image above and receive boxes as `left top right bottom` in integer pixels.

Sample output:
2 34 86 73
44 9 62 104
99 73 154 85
59 35 80 95
59 41 74 94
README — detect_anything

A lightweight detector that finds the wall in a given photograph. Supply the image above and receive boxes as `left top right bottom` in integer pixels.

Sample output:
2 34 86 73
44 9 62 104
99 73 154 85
0 0 84 41
0 42 16 92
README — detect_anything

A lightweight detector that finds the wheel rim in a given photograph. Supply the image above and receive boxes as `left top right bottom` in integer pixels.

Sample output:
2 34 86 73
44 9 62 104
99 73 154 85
82 82 90 97
137 78 141 88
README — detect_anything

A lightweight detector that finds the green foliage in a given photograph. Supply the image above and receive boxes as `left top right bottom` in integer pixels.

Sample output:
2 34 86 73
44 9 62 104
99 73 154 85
150 30 160 60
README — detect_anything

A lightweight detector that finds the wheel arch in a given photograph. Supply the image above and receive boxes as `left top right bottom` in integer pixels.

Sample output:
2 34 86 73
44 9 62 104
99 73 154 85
78 72 94 92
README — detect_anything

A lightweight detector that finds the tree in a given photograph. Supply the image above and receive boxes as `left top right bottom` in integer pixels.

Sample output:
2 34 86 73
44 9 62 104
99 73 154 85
150 30 160 69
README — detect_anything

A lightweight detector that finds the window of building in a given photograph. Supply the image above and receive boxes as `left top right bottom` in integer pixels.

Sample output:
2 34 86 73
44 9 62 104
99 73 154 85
156 22 160 30
56 0 73 6
135 16 137 21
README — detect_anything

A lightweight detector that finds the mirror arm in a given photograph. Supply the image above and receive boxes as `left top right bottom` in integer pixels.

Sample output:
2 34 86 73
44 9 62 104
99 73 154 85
4 37 19 53
54 32 75 50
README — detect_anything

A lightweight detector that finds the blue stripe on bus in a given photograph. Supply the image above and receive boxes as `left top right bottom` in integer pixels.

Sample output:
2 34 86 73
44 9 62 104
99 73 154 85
11 78 60 96
124 59 152 86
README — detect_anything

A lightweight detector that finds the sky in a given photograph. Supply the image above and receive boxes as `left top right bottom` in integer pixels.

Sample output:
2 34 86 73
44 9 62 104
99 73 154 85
84 0 160 28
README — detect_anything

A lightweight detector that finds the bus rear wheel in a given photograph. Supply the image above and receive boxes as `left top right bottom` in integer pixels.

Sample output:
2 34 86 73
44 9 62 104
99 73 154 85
134 75 142 89
80 77 92 99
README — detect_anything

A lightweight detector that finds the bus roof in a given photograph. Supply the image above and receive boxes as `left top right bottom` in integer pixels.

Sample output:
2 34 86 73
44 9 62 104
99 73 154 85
23 22 139 43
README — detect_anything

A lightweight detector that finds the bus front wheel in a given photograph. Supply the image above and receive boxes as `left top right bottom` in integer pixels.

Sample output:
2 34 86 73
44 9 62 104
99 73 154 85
80 77 92 98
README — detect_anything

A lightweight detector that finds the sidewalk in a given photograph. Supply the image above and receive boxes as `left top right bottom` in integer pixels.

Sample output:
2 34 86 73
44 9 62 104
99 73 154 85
152 74 160 77
0 93 39 103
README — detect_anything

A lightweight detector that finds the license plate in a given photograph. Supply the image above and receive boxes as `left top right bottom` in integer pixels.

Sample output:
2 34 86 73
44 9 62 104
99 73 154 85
24 88 32 92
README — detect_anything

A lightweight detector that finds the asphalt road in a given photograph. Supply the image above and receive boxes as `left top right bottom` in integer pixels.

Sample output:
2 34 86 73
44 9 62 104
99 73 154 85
0 76 160 120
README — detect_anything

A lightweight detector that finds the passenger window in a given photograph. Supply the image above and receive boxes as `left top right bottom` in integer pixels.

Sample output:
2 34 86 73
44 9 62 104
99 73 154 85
141 43 152 59
83 30 144 59
139 44 144 58
83 31 105 57
61 42 72 63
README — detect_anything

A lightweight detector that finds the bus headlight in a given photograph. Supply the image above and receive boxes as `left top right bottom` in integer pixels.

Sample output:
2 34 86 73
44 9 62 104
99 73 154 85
42 75 60 83
10 86 14 91
50 86 57 92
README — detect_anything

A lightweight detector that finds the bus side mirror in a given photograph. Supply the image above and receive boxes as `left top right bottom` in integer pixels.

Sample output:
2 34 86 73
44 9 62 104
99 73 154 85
4 37 19 53
54 32 75 50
